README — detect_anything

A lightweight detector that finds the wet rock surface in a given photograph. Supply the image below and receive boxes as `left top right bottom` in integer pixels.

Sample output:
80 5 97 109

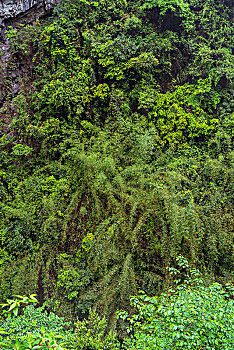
0 0 61 104
0 1 60 27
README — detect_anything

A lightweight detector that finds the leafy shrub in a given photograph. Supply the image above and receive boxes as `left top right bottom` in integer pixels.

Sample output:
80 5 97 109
0 304 71 339
149 80 220 146
119 256 234 350
0 330 66 350
0 295 119 350
0 294 38 317
66 310 120 350
0 295 70 349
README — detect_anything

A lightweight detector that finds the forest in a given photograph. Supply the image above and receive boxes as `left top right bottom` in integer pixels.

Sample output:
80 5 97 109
0 0 233 348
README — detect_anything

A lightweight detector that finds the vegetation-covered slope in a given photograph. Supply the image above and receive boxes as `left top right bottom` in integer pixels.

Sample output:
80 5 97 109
0 0 233 325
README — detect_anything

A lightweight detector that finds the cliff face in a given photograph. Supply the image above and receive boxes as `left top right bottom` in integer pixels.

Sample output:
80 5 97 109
0 0 61 103
0 0 60 27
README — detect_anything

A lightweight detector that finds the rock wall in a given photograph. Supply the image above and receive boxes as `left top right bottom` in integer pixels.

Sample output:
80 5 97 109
0 0 61 103
0 0 60 27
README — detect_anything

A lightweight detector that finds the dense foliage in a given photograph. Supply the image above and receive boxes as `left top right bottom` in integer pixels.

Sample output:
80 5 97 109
0 258 233 349
120 256 234 349
0 0 233 337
